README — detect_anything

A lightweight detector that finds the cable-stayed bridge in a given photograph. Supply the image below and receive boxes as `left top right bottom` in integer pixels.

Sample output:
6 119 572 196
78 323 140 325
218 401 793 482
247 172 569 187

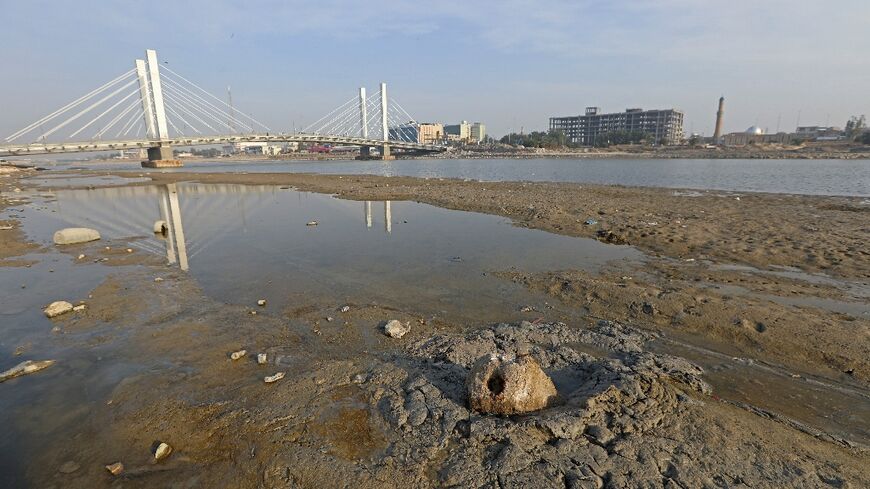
1 49 445 165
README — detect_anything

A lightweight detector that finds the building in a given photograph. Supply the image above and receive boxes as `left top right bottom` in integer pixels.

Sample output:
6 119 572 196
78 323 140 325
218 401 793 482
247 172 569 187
417 123 444 144
444 121 486 143
444 121 471 142
470 122 486 143
549 107 684 146
795 126 843 141
722 126 792 145
222 142 286 156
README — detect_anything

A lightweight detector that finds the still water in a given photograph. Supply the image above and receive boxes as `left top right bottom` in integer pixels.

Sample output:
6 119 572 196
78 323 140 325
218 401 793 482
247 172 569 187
47 157 870 196
9 183 641 320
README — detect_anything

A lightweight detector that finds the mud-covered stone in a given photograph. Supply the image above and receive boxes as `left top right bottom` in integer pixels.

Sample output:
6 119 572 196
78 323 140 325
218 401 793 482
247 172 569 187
52 227 100 245
467 353 558 414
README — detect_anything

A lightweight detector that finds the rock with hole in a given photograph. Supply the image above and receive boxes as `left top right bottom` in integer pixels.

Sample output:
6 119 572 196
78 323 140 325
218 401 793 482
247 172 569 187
466 353 558 415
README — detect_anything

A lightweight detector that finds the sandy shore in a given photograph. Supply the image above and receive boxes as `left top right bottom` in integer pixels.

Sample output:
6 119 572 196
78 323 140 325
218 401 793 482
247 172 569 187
1 167 868 487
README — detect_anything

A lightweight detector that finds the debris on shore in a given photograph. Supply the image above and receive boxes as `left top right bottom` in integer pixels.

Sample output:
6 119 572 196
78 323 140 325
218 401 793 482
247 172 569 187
0 360 55 383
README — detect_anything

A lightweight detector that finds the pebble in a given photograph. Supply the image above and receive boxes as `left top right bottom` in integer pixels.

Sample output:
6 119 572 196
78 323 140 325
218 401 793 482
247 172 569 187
340 305 350 313
250 310 257 315
154 442 172 460
230 349 247 360
257 353 267 365
44 301 73 318
154 277 164 282
105 462 124 476
126 248 133 253
326 316 334 322
306 221 318 226
257 299 266 306
264 372 285 383
72 304 86 312
77 254 85 260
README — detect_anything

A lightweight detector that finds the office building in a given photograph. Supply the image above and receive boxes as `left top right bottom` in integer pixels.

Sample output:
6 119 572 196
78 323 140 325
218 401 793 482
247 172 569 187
550 107 684 145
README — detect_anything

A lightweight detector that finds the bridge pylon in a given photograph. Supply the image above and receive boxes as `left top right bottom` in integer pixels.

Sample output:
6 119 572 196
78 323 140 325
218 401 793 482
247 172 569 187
138 49 181 168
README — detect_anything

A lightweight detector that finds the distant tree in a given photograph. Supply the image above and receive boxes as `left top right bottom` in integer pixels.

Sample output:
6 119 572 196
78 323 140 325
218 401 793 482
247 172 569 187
688 134 701 146
845 115 866 139
499 129 567 148
592 130 649 147
857 131 870 145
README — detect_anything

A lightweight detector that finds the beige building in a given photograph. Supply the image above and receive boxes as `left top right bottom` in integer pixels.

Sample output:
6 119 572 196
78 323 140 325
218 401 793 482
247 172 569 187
417 123 444 144
470 122 486 143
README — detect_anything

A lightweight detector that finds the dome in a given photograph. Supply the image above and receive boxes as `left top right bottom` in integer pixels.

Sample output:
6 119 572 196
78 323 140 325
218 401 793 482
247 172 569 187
745 126 764 135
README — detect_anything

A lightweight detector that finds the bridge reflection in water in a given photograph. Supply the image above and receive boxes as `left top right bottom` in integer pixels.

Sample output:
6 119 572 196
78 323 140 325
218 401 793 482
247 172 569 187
50 183 396 272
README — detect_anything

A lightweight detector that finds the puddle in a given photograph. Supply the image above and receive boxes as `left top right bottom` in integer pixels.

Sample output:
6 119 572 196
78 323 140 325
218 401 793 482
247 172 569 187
649 338 870 446
13 182 642 320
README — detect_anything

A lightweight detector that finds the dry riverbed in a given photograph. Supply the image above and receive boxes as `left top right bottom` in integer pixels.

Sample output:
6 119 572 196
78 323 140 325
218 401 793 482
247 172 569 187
1 166 868 488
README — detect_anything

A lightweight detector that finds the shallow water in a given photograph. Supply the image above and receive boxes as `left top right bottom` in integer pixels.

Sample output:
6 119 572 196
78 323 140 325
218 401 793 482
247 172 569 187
43 157 870 196
15 183 641 317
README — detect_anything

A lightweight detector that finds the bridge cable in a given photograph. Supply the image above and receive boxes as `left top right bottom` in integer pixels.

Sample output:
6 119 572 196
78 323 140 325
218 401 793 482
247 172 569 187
5 69 136 142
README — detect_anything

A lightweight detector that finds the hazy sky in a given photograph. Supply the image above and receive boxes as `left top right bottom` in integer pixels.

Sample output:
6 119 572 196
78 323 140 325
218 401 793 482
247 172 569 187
2 0 869 138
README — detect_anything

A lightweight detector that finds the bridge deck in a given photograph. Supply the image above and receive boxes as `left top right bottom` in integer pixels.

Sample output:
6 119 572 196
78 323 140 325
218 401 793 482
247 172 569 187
0 134 446 157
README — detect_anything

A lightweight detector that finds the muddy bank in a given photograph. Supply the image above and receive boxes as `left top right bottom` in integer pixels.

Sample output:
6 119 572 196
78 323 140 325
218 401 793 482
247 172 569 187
13 268 869 488
130 172 869 280
0 167 41 264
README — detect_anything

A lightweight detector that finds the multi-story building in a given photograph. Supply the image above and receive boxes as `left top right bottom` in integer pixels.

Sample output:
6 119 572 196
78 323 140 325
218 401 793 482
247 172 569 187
417 123 444 144
550 107 684 146
470 122 486 143
444 121 471 142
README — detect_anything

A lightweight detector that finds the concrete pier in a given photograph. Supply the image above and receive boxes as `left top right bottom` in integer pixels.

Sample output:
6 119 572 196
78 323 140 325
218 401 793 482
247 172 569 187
142 145 182 168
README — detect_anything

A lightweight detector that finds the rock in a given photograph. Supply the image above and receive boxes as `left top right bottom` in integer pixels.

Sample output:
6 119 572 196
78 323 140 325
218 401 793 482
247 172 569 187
154 277 164 282
44 301 73 318
125 248 133 253
306 221 318 226
52 227 101 245
352 373 368 384
72 304 86 312
153 220 168 235
105 462 124 476
58 461 80 474
257 299 266 306
154 442 172 460
339 305 350 313
230 349 247 360
264 372 285 383
384 320 410 338
467 353 558 415
257 353 267 365
76 254 85 260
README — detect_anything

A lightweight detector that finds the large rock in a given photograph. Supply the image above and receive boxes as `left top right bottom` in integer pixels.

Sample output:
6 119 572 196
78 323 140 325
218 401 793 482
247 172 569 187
384 319 410 339
467 353 558 415
44 301 73 318
53 228 100 245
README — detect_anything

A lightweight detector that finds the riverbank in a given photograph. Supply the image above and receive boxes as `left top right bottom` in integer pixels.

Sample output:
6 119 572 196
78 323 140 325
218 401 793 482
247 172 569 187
1 166 868 487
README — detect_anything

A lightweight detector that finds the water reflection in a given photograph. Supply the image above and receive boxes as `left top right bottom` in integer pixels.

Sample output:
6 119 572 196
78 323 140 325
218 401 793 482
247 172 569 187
21 183 642 317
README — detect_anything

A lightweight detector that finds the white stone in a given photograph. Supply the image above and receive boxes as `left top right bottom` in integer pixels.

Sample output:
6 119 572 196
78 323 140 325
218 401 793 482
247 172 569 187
53 228 100 245
384 319 410 339
154 442 172 460
340 305 350 313
257 353 267 365
230 349 246 360
72 304 86 312
257 299 266 306
264 372 285 383
44 301 73 318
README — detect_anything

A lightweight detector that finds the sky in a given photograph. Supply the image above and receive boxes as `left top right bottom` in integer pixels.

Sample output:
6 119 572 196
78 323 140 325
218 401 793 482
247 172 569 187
1 0 869 139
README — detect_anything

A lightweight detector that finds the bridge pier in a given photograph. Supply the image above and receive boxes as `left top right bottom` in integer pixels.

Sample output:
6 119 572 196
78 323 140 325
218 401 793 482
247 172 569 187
142 144 182 168
380 144 395 161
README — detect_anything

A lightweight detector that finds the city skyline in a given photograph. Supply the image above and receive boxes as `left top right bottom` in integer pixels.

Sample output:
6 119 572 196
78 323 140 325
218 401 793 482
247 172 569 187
2 1 868 139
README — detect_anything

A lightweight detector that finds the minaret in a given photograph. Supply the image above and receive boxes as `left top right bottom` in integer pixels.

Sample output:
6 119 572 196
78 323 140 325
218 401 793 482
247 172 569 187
713 96 725 143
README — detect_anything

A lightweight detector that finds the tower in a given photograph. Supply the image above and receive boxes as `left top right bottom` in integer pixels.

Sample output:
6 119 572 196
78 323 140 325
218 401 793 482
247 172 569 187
713 96 725 143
